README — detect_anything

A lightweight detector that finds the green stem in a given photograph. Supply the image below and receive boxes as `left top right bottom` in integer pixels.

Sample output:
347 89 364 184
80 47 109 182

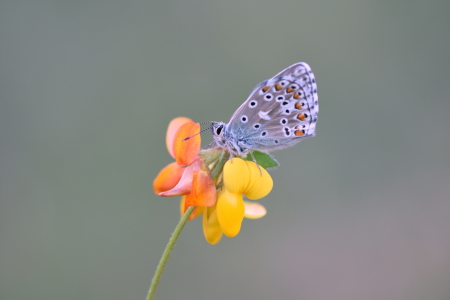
146 206 195 300
210 151 229 180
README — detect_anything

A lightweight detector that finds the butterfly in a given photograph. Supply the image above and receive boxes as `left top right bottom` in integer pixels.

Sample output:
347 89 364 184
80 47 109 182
212 62 318 157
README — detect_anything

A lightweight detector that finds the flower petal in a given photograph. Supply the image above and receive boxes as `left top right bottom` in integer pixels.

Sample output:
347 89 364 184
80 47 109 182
184 161 216 207
180 196 205 220
243 201 267 219
202 205 223 245
158 165 193 197
153 162 185 194
166 117 192 158
216 189 245 238
223 158 250 194
173 122 201 166
243 161 273 200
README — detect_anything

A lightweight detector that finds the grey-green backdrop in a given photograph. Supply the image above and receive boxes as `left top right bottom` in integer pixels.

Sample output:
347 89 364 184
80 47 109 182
1 1 449 299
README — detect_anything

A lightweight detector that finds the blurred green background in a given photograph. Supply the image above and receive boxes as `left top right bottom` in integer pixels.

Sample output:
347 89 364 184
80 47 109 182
1 1 450 299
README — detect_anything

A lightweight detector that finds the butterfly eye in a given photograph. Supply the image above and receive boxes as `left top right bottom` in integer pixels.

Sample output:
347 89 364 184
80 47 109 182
215 125 223 135
248 100 258 108
240 115 248 123
264 94 273 101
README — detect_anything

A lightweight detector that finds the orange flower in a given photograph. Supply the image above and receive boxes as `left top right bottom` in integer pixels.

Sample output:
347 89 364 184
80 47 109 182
153 118 216 211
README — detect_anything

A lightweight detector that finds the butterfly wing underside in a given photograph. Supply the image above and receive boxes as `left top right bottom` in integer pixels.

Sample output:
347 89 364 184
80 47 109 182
226 62 318 152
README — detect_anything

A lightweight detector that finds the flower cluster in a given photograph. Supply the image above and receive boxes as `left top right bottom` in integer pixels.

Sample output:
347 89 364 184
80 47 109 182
154 117 271 244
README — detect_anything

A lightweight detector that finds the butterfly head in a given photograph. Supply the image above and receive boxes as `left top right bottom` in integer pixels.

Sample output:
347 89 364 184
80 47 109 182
211 122 250 157
211 122 227 147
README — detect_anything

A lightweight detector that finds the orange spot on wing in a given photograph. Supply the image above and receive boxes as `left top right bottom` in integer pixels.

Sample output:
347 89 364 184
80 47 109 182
295 102 302 109
297 113 306 121
294 130 304 136
293 93 300 99
275 83 282 91
286 87 294 93
262 86 270 92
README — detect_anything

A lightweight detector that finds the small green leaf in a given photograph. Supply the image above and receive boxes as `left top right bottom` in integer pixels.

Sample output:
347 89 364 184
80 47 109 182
242 150 279 169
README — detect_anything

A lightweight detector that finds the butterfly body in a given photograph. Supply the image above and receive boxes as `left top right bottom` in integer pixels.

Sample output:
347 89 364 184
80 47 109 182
212 62 318 157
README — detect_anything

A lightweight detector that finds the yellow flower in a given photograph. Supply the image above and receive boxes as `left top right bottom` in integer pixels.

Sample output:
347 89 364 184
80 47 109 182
217 189 245 238
201 158 272 244
224 158 273 199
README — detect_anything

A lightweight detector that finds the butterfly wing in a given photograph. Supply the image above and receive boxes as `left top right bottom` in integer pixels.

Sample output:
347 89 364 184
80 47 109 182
226 62 318 152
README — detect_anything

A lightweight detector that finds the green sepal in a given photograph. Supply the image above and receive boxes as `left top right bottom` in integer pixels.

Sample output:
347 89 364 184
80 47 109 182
242 150 279 169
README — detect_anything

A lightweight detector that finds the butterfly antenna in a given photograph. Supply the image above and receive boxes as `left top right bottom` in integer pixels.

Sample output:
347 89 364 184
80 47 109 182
182 123 215 141
200 121 218 125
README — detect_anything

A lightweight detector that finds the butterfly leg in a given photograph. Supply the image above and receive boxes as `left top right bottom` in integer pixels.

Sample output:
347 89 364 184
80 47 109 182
249 150 263 176
201 140 217 150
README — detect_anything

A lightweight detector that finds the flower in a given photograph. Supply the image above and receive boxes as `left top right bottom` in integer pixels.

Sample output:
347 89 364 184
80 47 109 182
153 118 216 210
202 158 270 244
154 117 273 244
